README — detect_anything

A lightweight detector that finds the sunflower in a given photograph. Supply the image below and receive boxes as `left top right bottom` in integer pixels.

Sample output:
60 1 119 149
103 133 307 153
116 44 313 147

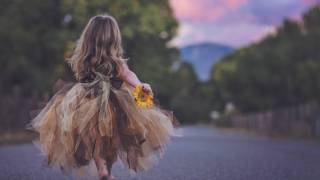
132 85 154 108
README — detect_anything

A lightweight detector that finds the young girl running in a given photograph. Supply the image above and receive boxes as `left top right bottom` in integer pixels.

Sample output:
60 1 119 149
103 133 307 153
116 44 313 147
29 14 181 180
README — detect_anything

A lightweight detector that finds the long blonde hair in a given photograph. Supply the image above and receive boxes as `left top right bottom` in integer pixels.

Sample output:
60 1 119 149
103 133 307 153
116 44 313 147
67 14 126 80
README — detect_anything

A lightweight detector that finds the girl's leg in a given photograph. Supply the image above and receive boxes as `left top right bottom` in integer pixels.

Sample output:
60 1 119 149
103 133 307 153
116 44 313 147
94 156 116 180
94 156 108 178
93 130 109 178
93 136 116 180
105 157 116 180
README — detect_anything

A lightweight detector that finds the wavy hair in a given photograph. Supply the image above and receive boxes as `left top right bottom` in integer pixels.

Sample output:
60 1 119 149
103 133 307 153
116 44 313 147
66 14 126 80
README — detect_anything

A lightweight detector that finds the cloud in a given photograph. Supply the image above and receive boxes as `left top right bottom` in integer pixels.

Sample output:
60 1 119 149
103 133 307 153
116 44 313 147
170 21 276 47
169 0 320 47
301 0 320 5
227 0 248 9
170 0 248 22
242 0 306 25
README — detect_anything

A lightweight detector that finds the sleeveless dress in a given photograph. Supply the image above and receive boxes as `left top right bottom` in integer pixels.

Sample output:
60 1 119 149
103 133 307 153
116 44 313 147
28 61 182 176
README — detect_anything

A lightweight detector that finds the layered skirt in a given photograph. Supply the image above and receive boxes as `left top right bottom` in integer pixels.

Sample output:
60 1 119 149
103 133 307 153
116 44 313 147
28 77 181 176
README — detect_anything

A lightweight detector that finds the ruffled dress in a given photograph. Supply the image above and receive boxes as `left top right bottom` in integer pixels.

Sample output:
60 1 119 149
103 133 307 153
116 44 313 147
28 61 181 176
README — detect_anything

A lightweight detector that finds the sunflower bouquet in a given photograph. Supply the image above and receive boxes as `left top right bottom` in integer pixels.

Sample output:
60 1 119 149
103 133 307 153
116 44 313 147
132 85 154 108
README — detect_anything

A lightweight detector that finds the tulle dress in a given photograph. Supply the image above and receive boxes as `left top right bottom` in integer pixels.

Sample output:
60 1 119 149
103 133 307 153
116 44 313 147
28 61 182 176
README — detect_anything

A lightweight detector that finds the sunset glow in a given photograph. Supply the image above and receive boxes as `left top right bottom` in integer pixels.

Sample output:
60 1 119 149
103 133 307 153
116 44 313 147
169 0 320 47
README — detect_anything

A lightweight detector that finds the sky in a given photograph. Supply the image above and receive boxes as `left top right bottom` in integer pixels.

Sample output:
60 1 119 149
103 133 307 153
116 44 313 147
169 0 320 48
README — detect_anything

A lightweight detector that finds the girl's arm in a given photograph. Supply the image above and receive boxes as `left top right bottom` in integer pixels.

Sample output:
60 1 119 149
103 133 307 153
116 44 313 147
119 62 152 93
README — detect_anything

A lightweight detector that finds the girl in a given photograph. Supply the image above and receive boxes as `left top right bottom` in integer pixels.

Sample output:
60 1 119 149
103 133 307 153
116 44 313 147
29 14 181 180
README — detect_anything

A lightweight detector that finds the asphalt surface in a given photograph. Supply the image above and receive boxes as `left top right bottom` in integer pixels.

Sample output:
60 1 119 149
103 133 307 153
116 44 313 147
1 125 320 180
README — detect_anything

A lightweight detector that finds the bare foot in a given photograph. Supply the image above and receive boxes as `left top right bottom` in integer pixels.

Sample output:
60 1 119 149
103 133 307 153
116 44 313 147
98 173 115 180
92 139 115 179
94 154 109 180
98 169 108 180
99 175 108 180
108 175 116 180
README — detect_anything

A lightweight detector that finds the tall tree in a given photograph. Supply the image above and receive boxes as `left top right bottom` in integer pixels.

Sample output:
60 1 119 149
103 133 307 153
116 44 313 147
0 0 178 96
211 6 320 112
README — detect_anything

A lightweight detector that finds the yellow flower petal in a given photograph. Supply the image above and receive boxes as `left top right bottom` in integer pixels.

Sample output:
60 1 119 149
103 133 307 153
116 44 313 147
132 85 154 108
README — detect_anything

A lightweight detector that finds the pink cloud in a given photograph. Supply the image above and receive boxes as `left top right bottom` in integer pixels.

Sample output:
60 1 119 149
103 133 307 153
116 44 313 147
227 0 248 9
170 0 319 47
301 0 320 5
170 0 248 22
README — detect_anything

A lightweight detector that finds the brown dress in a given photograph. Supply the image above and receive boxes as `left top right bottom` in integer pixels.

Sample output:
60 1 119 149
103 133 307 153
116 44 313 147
28 61 182 176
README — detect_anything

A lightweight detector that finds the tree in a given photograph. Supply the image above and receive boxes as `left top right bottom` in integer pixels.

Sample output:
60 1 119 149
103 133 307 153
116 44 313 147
0 0 178 97
0 0 193 131
210 6 320 113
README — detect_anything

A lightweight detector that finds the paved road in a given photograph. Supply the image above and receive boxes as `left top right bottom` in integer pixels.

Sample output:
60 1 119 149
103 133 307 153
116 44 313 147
1 125 320 180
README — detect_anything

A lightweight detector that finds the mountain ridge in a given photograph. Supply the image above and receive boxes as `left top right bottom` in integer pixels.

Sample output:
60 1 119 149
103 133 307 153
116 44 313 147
180 42 234 80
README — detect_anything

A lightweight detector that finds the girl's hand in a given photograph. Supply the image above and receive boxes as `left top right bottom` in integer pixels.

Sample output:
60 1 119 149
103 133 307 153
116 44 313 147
141 83 152 93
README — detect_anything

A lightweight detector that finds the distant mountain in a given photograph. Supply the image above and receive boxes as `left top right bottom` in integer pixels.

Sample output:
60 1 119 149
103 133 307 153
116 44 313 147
180 42 234 80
